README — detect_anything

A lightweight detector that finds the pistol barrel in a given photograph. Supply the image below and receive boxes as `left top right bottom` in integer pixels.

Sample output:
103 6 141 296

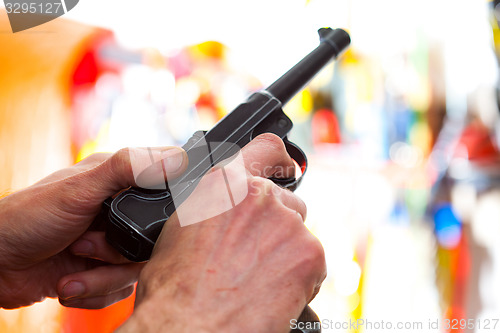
265 28 350 105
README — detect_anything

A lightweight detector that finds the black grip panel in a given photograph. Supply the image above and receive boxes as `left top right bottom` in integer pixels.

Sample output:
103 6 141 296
105 189 175 261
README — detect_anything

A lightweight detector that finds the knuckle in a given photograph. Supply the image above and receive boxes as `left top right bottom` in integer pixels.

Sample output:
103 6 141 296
112 148 132 166
302 235 326 270
109 148 134 177
248 177 277 198
296 197 307 220
237 177 282 217
250 176 273 188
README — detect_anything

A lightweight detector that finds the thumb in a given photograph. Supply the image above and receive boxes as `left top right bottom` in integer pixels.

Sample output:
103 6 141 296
95 147 188 194
0 147 187 264
60 147 188 208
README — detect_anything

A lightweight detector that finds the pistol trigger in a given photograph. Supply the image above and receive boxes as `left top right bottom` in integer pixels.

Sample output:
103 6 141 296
268 138 308 192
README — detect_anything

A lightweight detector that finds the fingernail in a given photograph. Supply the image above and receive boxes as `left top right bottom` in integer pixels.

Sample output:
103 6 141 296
61 281 85 299
161 148 185 174
71 239 94 256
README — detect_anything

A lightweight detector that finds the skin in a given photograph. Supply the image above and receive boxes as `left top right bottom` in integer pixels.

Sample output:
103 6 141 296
0 134 326 333
0 145 188 309
120 134 326 333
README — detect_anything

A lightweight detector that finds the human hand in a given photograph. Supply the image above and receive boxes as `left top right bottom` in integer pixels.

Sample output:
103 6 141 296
0 146 187 309
120 134 326 333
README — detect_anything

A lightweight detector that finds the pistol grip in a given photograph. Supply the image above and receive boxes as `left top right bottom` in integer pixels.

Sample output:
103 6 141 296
291 305 322 333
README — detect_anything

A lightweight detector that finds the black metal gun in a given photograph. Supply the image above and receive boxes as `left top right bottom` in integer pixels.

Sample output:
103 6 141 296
102 27 350 332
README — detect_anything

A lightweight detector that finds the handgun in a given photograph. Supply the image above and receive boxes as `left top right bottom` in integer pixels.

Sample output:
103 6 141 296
101 27 350 332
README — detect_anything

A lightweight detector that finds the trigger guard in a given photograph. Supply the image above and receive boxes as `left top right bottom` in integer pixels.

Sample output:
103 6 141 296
268 138 307 192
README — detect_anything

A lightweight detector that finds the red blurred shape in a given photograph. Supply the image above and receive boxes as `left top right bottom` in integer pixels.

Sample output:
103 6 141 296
311 108 341 144
457 122 498 161
72 50 99 87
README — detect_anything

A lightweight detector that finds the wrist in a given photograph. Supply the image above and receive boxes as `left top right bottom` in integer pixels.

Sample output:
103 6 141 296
118 293 215 333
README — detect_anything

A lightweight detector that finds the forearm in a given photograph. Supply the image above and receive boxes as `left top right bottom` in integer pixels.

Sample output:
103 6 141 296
0 195 39 308
0 194 57 308
118 280 250 333
0 190 47 269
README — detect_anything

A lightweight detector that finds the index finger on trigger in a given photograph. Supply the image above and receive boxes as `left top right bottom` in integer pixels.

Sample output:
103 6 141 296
240 133 296 179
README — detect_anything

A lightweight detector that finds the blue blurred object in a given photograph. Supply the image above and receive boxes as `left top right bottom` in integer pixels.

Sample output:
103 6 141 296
433 203 462 249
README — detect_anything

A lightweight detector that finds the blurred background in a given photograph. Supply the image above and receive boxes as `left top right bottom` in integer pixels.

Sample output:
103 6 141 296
1 0 500 332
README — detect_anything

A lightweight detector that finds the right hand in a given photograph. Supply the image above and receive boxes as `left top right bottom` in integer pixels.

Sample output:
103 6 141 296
119 133 327 333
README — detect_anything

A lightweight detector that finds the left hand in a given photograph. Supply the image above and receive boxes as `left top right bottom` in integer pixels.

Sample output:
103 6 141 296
0 146 187 309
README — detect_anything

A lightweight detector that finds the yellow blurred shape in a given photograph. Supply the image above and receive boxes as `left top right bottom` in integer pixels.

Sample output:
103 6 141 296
189 40 227 60
409 121 432 157
285 89 313 122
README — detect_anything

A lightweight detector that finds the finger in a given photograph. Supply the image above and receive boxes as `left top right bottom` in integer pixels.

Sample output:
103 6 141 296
57 263 143 301
34 153 112 186
59 285 135 309
241 133 295 179
70 231 131 264
54 147 188 206
96 147 189 193
274 187 307 221
74 153 112 168
250 178 307 221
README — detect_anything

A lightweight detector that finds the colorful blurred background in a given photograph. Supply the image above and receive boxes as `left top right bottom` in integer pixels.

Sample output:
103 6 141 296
1 0 500 332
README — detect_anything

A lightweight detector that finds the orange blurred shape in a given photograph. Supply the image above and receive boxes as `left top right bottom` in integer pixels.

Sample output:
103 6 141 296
61 293 135 333
0 10 132 333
